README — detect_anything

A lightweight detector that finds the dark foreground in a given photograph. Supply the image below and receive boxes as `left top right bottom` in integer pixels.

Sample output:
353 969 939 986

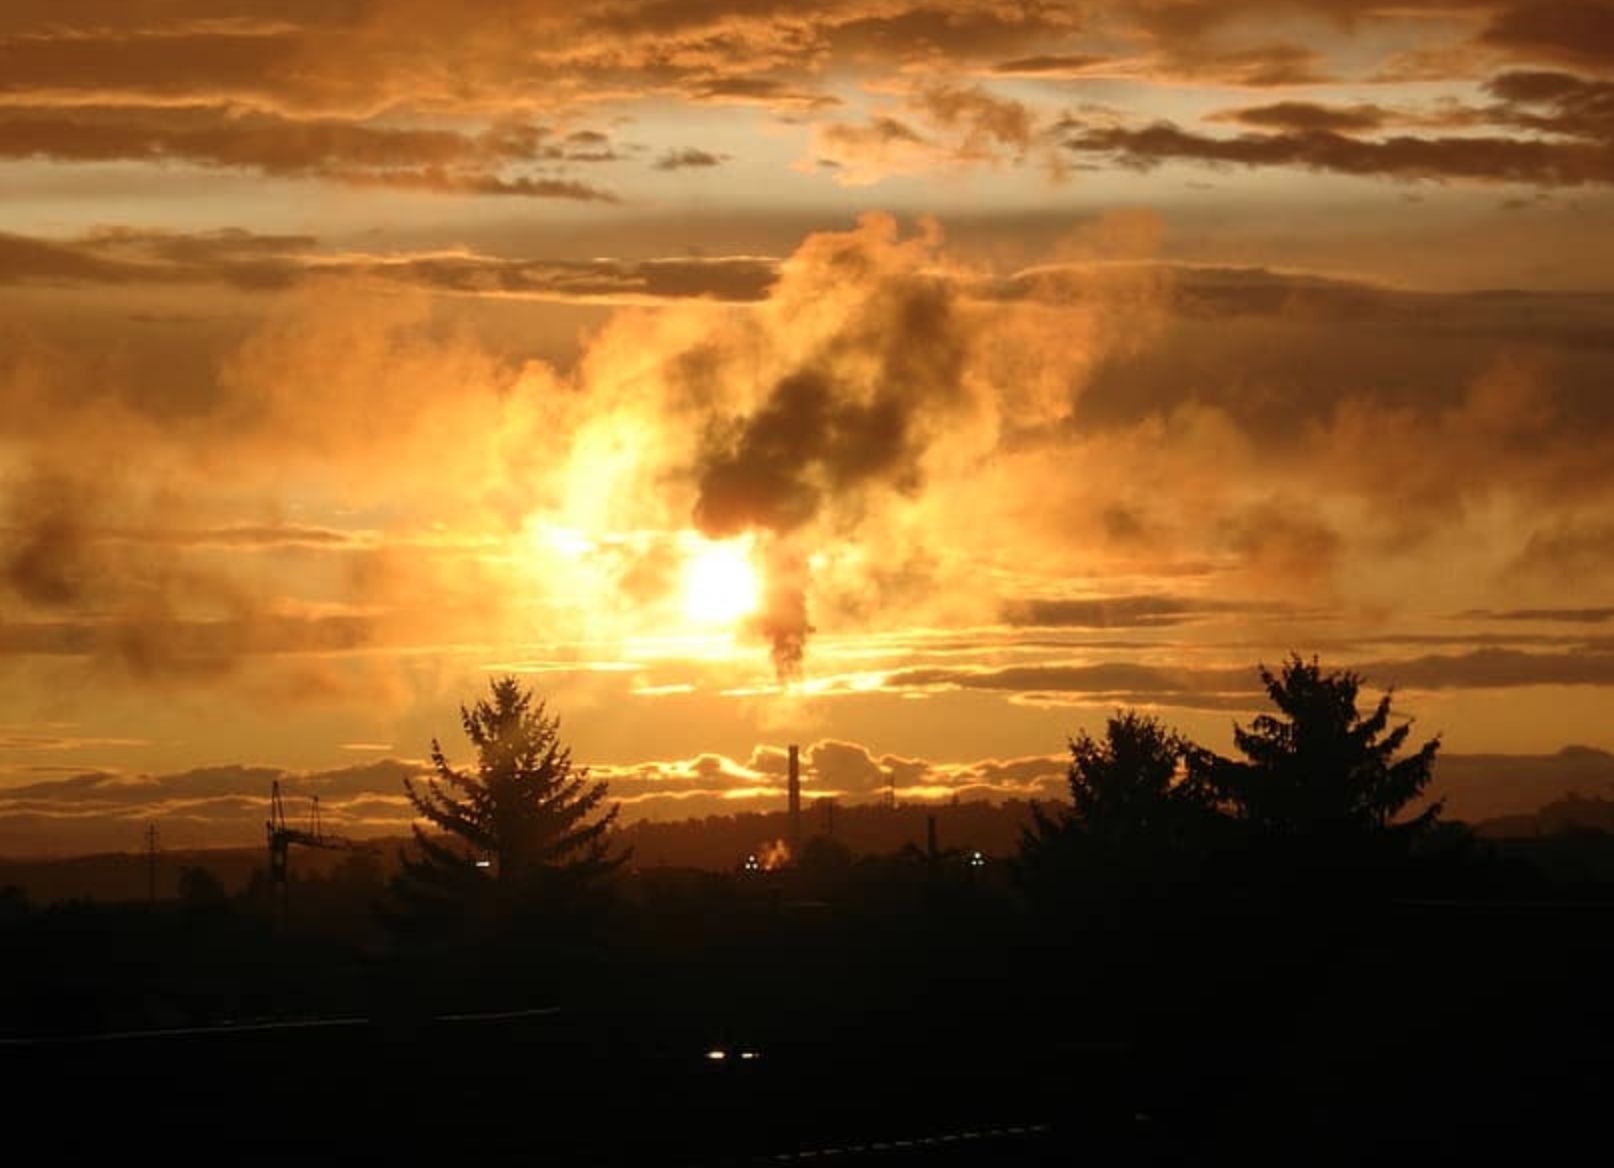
7 901 1614 1166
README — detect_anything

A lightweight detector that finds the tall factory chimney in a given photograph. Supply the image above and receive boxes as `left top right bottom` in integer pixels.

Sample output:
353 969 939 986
787 744 802 852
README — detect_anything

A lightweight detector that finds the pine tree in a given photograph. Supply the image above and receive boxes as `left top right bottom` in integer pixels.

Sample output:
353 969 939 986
1200 654 1442 845
389 676 624 936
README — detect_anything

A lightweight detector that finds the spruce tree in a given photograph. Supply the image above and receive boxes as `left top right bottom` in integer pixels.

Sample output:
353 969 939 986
389 676 623 936
1200 654 1442 847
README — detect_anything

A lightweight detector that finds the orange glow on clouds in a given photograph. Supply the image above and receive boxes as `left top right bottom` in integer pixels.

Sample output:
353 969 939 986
5 2 1614 854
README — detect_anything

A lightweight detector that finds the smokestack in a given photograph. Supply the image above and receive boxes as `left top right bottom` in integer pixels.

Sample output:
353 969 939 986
788 744 802 852
926 813 938 862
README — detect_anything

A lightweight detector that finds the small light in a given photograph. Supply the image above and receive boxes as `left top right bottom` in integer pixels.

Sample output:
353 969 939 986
706 1049 727 1061
740 1050 759 1061
474 860 491 869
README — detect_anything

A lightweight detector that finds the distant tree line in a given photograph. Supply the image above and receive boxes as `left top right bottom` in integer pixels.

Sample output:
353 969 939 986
6 654 1611 1044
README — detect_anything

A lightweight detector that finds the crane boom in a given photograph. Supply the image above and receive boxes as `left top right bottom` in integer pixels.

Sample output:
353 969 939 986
266 781 358 888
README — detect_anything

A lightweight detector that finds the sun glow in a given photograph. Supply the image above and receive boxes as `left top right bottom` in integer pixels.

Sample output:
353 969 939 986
684 537 761 625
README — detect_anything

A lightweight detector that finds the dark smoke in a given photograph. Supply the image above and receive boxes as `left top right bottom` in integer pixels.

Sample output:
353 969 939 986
751 542 813 679
693 370 914 538
689 247 972 678
2 471 94 607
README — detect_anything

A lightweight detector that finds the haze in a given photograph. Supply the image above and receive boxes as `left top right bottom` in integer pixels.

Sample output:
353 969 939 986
4 0 1614 854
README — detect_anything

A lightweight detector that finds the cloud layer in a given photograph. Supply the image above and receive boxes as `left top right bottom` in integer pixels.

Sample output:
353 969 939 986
4 3 1614 851
6 2 1614 196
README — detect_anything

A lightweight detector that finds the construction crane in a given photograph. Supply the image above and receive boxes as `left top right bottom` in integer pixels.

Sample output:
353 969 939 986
266 780 361 920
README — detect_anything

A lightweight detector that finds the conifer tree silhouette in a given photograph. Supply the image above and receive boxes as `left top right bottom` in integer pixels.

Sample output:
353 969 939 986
1201 654 1442 846
389 676 623 935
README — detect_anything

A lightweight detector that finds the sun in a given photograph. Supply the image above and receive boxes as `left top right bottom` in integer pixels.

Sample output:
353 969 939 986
684 537 761 625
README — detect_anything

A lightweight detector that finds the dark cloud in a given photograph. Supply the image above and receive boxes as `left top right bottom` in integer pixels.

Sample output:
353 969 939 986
884 649 1614 705
0 105 618 199
334 168 619 202
1002 594 1207 629
686 76 838 109
1460 607 1614 624
1485 69 1614 140
824 5 1083 63
1063 39 1614 186
0 227 778 302
94 226 320 265
0 614 375 679
2 472 95 607
0 227 310 290
990 54 1109 76
1369 648 1614 689
885 661 1259 703
1066 118 1614 186
351 250 773 300
0 463 382 681
1211 101 1392 134
0 26 304 104
809 739 887 792
653 148 728 170
1481 1 1614 72
0 232 151 285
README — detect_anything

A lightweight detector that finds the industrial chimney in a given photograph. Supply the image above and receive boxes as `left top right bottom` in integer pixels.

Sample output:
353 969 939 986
787 744 802 852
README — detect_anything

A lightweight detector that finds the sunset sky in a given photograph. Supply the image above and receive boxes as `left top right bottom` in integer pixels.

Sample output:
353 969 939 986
4 1 1614 854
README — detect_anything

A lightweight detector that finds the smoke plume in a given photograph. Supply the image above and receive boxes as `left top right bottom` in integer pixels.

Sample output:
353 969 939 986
689 214 975 677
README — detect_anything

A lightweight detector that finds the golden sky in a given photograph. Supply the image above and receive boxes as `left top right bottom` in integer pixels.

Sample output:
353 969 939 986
4 1 1614 853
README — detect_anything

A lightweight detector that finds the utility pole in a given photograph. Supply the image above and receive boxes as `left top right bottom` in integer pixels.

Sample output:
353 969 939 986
145 823 159 904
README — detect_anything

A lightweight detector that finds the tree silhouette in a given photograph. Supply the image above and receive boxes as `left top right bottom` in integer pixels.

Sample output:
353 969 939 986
1065 711 1212 844
1019 710 1212 904
1199 654 1442 851
388 676 624 937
